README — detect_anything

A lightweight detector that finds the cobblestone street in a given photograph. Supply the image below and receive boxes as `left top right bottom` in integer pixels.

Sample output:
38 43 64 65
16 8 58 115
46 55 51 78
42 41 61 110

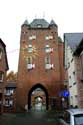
0 110 61 125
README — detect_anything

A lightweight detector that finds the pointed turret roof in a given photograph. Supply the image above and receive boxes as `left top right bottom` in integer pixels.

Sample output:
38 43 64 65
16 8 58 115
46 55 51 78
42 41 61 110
23 19 29 26
50 20 57 27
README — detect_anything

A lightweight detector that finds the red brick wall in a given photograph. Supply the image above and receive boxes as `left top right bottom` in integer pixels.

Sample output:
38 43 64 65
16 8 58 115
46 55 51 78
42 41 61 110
17 24 65 110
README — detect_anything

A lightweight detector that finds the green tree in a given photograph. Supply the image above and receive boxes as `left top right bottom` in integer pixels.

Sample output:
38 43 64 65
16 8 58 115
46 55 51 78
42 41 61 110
58 36 63 42
6 71 17 82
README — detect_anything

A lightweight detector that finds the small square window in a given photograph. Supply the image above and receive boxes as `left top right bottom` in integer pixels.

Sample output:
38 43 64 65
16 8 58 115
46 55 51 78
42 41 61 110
73 71 75 75
73 82 76 85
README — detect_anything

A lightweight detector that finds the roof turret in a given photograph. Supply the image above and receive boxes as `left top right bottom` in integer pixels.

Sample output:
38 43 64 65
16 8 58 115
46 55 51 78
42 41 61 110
24 20 29 25
22 19 29 26
50 20 57 27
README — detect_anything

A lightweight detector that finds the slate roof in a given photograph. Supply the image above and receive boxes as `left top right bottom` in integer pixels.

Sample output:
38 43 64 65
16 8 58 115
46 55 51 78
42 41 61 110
64 33 83 51
22 18 57 29
30 19 49 28
74 39 83 55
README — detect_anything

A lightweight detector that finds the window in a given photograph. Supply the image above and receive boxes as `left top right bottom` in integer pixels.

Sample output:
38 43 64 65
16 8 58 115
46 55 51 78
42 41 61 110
29 35 36 40
73 71 75 75
67 62 70 69
73 82 76 85
71 58 73 63
45 36 49 40
73 71 76 84
0 48 3 59
45 45 50 53
0 72 3 82
6 89 14 96
45 56 53 69
28 45 33 52
49 36 53 40
27 56 34 70
45 45 53 53
27 56 32 64
5 99 13 107
45 56 50 64
37 24 42 28
45 35 53 40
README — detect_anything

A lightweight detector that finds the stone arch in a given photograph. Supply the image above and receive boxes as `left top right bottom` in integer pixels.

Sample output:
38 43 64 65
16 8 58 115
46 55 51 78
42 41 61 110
28 83 48 110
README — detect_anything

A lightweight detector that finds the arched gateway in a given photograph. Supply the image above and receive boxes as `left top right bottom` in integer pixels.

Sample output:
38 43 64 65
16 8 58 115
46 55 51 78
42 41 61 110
28 83 48 110
17 18 65 111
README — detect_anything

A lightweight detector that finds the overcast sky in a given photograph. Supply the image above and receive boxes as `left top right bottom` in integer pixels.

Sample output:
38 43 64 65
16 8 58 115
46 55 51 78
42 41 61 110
0 0 83 72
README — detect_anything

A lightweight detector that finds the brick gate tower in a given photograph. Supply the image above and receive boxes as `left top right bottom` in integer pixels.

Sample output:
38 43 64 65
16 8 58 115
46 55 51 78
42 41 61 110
17 18 65 110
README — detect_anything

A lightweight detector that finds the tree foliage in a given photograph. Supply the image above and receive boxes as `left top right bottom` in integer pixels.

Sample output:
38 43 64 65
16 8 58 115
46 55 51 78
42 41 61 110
6 71 17 82
58 36 63 42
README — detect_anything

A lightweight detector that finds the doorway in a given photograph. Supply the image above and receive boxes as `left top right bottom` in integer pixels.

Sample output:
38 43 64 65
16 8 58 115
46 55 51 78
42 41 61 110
28 83 48 110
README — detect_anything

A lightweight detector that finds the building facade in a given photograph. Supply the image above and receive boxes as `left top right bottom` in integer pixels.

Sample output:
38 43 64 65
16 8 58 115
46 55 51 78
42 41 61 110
3 82 16 112
0 38 9 113
64 33 83 108
73 39 83 108
17 19 65 111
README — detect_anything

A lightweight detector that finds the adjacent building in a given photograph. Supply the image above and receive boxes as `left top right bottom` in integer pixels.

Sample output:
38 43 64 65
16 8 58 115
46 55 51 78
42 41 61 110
17 18 65 110
64 33 83 108
73 39 83 108
4 81 16 112
0 38 9 113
